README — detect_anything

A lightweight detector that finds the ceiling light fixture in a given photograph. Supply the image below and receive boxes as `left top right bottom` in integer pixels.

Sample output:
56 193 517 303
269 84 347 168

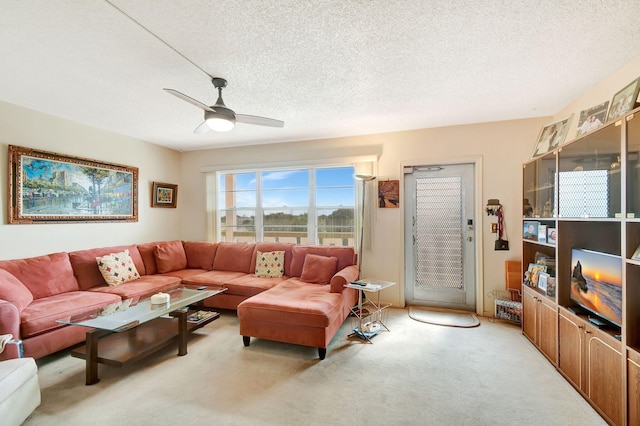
205 112 235 132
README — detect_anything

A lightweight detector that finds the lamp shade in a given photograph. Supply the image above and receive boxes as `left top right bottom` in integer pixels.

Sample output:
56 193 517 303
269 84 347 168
204 110 236 132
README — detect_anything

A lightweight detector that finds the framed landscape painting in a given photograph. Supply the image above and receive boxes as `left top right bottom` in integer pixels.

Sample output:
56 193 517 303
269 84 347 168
8 145 138 223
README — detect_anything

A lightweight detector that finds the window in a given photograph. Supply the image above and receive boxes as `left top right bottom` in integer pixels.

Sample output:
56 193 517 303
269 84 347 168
217 166 355 246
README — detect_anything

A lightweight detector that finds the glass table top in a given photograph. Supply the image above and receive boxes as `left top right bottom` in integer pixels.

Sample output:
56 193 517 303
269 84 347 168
56 286 225 332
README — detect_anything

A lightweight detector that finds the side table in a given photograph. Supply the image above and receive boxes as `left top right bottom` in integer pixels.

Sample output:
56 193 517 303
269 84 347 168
345 279 396 343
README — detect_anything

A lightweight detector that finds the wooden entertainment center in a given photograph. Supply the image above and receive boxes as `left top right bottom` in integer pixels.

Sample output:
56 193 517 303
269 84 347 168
521 106 640 425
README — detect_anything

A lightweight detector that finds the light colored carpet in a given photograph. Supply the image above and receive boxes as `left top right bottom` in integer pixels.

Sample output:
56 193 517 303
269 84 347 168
409 306 480 328
23 308 605 426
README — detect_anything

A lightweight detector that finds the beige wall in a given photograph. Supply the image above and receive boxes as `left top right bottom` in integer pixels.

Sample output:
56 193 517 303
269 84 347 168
0 101 182 259
180 117 548 314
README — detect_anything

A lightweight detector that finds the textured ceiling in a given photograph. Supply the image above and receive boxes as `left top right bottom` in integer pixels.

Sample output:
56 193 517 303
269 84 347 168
1 1 640 151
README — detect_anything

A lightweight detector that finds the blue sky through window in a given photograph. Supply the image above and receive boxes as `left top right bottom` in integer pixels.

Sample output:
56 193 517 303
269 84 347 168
219 166 355 211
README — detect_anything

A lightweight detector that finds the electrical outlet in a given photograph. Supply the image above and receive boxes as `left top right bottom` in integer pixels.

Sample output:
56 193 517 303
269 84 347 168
491 223 498 233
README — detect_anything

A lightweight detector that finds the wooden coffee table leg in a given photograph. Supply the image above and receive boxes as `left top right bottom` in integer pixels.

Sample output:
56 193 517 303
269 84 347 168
85 329 111 385
176 310 188 356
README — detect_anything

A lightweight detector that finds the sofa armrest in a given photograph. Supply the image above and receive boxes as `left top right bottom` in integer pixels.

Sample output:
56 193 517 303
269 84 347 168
0 301 21 360
329 265 359 293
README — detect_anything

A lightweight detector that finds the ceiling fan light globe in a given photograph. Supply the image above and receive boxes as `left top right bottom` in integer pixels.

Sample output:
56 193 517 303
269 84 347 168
205 116 235 132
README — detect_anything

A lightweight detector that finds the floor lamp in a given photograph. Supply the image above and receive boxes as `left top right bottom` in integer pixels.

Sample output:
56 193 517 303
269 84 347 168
355 174 376 275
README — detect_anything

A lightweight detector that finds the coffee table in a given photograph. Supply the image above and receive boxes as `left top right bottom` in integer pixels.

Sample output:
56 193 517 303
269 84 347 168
57 286 225 385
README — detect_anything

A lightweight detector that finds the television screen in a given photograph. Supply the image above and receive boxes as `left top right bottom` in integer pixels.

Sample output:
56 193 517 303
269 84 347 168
570 248 622 326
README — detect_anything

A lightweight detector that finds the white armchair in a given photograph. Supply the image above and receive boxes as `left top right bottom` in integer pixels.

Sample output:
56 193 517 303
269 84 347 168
0 334 41 426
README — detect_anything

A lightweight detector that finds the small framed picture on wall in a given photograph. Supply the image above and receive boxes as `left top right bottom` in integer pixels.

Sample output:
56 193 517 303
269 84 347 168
151 182 178 208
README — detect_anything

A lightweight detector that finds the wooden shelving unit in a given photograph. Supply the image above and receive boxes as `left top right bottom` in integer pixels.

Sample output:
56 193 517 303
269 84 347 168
521 106 640 425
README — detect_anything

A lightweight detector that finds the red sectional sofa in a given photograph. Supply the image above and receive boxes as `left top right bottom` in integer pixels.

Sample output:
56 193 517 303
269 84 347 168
0 241 358 361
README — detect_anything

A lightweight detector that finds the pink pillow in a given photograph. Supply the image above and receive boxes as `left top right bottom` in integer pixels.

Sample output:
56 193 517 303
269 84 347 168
184 241 218 270
300 254 338 284
213 243 256 273
0 268 33 312
154 241 187 273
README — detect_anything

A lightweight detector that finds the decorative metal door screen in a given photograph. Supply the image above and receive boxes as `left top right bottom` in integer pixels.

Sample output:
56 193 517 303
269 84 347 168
415 176 464 291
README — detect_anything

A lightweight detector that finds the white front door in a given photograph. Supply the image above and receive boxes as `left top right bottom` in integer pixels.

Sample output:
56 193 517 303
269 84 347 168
404 163 476 311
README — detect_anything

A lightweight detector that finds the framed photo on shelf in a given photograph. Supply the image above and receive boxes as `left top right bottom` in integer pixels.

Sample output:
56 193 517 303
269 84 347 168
151 182 178 208
523 221 539 241
524 263 547 288
547 228 557 245
537 272 550 293
576 101 609 137
606 77 640 123
546 276 556 297
531 115 573 158
538 224 547 243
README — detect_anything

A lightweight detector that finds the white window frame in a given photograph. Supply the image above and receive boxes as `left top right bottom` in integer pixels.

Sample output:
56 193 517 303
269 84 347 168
204 157 376 245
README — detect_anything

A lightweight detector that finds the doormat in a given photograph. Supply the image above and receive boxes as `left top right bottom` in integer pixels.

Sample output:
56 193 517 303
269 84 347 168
408 307 480 328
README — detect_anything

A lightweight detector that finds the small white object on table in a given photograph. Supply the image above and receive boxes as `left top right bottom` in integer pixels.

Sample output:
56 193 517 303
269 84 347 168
150 292 170 304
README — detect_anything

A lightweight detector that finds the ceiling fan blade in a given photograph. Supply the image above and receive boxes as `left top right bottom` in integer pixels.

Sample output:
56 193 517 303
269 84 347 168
194 121 211 134
164 88 215 112
236 114 284 128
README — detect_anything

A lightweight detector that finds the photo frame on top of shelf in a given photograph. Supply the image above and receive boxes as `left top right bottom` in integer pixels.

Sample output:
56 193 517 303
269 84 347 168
547 228 557 245
8 145 138 223
151 182 178 208
531 114 573 158
576 101 609 137
606 77 640 123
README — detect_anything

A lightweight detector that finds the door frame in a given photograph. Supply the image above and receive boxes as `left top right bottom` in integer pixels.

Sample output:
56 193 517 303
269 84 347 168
398 156 484 315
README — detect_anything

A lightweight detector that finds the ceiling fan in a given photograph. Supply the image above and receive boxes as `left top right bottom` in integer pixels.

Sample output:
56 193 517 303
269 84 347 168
164 77 284 133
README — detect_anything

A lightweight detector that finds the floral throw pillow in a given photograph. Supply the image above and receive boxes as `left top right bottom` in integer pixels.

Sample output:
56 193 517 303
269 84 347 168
254 251 285 278
96 249 141 286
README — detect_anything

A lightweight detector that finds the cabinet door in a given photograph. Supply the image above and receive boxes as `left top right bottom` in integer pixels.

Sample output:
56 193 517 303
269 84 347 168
522 287 537 343
558 313 583 389
585 327 623 426
538 297 557 364
629 355 640 426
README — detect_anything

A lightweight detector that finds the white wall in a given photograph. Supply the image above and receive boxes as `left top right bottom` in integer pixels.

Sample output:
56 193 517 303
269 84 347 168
180 117 548 315
0 101 182 258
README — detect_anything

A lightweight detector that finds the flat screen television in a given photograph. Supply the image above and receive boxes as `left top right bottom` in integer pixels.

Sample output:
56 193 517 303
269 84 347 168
570 248 622 327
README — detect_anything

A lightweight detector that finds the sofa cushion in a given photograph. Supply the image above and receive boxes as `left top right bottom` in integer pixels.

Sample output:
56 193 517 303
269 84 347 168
0 252 79 299
212 243 255 273
182 270 247 287
88 275 182 300
255 251 285 278
221 274 287 297
136 241 164 275
184 241 218 270
154 241 187 273
251 243 295 275
0 269 33 312
237 279 342 328
300 254 338 284
69 245 146 290
96 249 141 286
290 246 356 278
20 291 121 338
